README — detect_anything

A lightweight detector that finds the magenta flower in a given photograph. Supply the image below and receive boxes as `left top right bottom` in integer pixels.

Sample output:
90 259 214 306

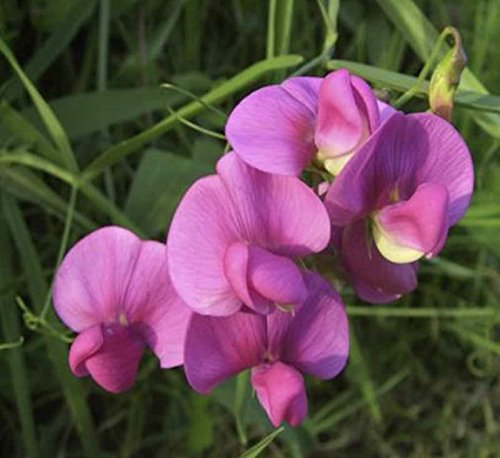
225 69 380 176
167 151 330 316
183 272 349 427
325 112 474 303
53 226 192 393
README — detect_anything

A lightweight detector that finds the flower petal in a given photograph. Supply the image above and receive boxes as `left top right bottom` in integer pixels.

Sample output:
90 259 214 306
325 112 473 228
248 245 307 308
324 112 421 226
69 325 103 377
184 311 266 394
53 226 144 331
167 175 243 316
268 272 349 379
70 323 144 393
224 242 273 315
373 182 449 263
315 70 378 159
216 152 331 256
226 78 321 176
412 113 474 225
251 361 307 427
124 242 192 368
340 221 418 303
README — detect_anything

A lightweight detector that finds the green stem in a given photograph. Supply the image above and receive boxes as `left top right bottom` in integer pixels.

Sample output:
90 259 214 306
40 185 78 320
266 0 277 59
393 27 454 108
0 336 24 350
346 306 497 319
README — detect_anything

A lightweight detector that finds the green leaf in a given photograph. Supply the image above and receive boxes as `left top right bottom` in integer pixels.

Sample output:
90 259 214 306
22 87 186 140
240 426 285 458
124 148 215 236
376 0 500 138
0 36 77 171
0 150 143 234
0 167 95 231
0 101 58 162
82 54 304 180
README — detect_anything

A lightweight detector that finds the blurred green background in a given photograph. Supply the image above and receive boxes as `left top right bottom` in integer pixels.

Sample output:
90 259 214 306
0 0 499 456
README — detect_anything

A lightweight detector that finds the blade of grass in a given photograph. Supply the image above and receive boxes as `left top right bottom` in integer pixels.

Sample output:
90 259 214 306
0 167 96 231
346 306 497 319
2 195 100 457
0 213 39 458
21 87 187 140
0 101 60 162
0 37 77 171
82 54 304 181
346 326 382 423
0 150 144 234
240 426 285 458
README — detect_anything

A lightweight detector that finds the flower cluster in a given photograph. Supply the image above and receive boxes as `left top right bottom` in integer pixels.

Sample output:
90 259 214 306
53 69 473 427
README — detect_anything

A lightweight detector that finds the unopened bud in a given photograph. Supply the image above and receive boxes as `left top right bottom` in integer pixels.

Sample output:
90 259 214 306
429 27 467 121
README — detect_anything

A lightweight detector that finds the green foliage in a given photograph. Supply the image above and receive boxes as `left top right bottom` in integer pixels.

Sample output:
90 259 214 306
0 0 499 456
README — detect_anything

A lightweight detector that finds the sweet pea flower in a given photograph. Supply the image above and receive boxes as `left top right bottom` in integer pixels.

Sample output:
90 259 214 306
325 112 474 303
226 69 381 176
167 151 331 316
184 272 349 427
53 226 192 393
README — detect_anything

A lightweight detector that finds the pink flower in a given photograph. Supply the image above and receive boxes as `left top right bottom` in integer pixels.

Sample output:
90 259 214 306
325 112 474 303
225 69 382 176
167 152 330 316
53 226 192 393
183 272 349 427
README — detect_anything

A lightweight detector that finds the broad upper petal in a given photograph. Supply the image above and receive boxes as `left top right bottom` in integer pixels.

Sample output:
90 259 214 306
251 361 308 427
216 152 331 257
315 70 378 158
226 78 320 176
412 113 474 225
53 226 144 331
184 311 266 394
325 112 473 228
167 175 243 316
124 242 192 368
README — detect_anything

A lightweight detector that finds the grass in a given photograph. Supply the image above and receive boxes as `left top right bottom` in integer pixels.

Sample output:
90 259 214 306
0 0 499 456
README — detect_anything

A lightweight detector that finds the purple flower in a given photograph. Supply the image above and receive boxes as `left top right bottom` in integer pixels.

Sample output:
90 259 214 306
325 112 474 303
53 226 192 393
167 151 331 316
183 272 349 427
225 69 382 176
